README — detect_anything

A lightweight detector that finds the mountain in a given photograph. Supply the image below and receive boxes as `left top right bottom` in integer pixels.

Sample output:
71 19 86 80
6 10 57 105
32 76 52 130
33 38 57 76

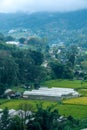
0 10 87 46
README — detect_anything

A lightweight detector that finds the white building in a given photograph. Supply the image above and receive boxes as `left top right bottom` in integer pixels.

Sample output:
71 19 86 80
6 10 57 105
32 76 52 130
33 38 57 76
23 87 79 100
6 41 19 45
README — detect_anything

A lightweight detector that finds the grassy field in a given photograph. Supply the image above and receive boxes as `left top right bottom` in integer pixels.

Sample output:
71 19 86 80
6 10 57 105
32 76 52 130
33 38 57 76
0 99 87 119
78 89 87 96
57 104 87 119
0 99 8 105
12 80 87 94
63 97 87 105
0 99 56 110
12 86 25 93
42 79 87 89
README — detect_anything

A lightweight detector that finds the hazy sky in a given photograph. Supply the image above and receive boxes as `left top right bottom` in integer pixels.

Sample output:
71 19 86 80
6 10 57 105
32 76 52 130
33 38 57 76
0 0 87 13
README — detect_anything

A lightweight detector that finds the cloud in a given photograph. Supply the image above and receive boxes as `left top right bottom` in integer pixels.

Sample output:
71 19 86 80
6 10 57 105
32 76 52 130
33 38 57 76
0 0 87 13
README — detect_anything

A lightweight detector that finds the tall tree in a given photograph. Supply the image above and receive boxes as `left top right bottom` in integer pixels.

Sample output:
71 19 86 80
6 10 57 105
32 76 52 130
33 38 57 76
0 50 18 86
0 107 10 130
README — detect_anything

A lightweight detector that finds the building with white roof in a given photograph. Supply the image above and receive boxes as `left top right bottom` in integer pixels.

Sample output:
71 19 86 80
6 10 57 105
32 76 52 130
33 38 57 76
23 87 79 100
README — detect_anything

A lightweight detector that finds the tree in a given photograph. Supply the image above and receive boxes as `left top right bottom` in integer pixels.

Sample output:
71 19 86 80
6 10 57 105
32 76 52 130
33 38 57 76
9 116 23 130
0 105 80 130
5 36 15 42
27 37 41 46
15 49 46 86
50 61 74 79
67 45 78 68
27 37 48 52
27 121 42 130
0 83 6 96
0 50 18 86
0 33 4 42
49 61 65 79
19 37 26 44
27 104 60 130
0 107 10 130
29 50 44 65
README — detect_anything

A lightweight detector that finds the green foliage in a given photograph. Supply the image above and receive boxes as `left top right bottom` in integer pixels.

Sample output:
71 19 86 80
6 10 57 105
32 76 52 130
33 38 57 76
0 107 10 130
0 104 84 130
0 43 46 89
19 37 26 44
0 83 6 95
0 10 87 47
9 116 23 130
49 61 74 80
29 50 44 65
78 89 87 96
0 50 18 86
42 79 83 88
0 33 4 42
1 99 87 119
27 104 60 130
27 37 41 46
5 36 15 42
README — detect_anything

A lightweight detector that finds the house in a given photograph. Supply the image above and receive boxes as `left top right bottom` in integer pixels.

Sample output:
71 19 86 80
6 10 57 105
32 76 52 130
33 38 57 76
4 89 15 99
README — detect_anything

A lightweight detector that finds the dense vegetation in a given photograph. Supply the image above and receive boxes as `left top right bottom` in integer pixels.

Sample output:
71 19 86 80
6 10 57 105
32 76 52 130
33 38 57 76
0 42 47 95
0 32 87 93
0 104 87 130
0 10 87 47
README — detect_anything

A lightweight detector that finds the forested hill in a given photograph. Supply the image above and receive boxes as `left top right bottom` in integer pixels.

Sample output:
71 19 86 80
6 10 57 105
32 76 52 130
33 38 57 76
0 9 87 46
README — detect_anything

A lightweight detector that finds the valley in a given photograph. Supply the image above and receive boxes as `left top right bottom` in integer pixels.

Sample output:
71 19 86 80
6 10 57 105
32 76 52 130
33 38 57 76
0 9 87 129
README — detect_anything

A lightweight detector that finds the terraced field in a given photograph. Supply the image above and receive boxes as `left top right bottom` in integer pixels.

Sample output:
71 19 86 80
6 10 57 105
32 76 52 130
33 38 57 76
0 99 87 119
78 89 87 96
42 80 87 89
63 97 87 105
1 80 87 119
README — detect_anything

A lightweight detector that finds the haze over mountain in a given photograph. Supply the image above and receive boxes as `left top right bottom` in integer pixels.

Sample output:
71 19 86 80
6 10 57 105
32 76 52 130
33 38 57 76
0 9 87 47
0 0 87 13
0 0 87 46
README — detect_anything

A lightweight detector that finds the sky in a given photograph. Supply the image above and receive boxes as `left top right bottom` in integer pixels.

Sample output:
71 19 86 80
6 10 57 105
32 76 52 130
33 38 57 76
0 0 87 13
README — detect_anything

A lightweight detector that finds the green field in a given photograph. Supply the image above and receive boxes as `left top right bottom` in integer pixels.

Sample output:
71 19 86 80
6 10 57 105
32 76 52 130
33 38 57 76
12 86 25 92
63 97 87 105
0 99 87 119
0 80 87 119
0 99 8 105
42 79 87 89
78 89 87 96
12 80 87 94
0 99 56 110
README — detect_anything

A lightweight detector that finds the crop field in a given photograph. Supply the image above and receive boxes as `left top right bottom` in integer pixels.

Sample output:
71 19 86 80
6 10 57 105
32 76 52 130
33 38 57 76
0 99 57 110
0 99 87 119
0 80 87 119
63 97 87 105
57 104 87 119
78 89 87 96
42 79 87 89
12 86 25 92
0 99 8 105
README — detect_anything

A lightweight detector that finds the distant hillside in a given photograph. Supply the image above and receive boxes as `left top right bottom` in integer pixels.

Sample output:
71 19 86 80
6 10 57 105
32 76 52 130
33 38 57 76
0 10 87 46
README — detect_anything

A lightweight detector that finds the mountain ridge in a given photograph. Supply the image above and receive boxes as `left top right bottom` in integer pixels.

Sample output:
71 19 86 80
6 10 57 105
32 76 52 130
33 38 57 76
0 9 87 46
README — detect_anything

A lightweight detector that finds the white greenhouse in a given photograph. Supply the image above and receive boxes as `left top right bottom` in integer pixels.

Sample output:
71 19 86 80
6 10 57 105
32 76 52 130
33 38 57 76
23 87 79 100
